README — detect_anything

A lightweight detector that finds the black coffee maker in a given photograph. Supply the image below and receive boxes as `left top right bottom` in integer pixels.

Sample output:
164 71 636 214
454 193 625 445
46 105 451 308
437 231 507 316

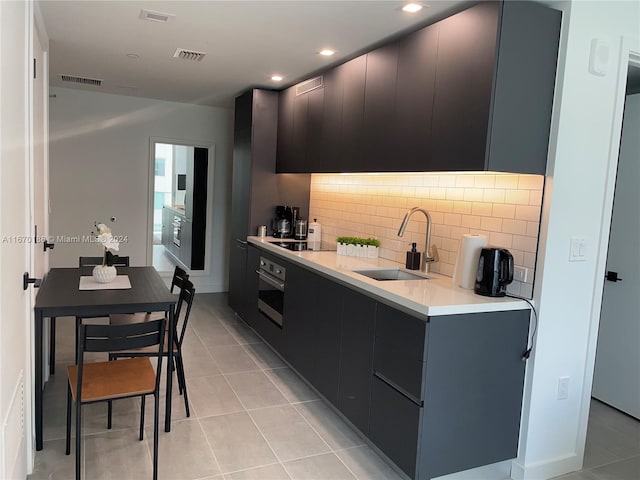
272 205 299 238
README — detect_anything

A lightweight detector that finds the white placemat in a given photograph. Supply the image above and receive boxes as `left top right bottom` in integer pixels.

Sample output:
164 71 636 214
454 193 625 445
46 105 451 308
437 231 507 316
79 275 132 290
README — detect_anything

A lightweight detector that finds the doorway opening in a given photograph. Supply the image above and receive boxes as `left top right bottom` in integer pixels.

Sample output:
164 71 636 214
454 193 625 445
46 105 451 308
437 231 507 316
149 139 212 274
583 56 640 475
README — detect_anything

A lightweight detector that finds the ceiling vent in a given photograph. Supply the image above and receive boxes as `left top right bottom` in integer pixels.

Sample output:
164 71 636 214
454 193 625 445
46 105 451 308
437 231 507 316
139 9 175 23
60 75 102 87
173 48 207 62
296 76 323 96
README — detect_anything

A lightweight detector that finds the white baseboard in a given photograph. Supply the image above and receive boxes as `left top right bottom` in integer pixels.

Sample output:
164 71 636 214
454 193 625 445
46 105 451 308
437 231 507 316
511 454 582 480
2 371 26 480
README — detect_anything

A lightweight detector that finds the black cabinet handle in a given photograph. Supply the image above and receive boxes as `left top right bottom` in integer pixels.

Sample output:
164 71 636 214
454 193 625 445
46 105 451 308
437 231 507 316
43 240 55 252
605 271 622 282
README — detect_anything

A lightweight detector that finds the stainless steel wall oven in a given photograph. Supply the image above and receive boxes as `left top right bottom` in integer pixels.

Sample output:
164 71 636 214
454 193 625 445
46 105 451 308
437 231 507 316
256 256 285 327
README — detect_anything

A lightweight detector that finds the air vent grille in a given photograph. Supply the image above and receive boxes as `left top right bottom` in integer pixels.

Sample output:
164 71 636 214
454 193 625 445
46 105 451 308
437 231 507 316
296 76 324 96
139 9 175 23
173 48 207 62
60 75 102 86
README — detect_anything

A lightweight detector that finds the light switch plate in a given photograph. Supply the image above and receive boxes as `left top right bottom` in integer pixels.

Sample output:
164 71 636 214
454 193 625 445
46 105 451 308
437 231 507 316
569 237 587 262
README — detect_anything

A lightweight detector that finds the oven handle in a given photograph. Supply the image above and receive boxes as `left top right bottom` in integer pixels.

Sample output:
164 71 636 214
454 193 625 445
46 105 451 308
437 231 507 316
256 270 285 291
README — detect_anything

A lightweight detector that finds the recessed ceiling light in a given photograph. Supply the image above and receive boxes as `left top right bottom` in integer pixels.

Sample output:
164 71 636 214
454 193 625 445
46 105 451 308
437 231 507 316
402 3 424 13
126 53 139 59
318 49 336 57
271 75 283 82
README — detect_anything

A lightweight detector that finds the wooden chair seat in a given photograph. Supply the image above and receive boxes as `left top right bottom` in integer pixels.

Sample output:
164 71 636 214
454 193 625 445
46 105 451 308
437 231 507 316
67 357 155 402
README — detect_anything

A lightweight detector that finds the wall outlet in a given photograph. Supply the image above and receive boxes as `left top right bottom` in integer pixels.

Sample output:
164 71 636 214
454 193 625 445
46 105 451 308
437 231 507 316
557 376 570 400
514 266 529 283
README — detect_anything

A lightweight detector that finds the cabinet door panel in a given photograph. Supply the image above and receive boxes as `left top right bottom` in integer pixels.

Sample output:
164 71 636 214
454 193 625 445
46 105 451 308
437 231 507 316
370 376 420 478
309 276 343 405
282 264 316 378
395 24 439 170
291 93 309 172
339 56 366 171
374 303 427 401
276 87 296 172
362 43 399 171
306 87 325 171
338 289 376 434
317 68 343 172
242 244 260 328
431 2 499 171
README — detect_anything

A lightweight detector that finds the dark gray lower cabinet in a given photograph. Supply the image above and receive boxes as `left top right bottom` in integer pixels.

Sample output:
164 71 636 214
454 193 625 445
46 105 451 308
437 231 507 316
337 289 376 435
371 307 530 480
233 248 530 480
370 376 421 478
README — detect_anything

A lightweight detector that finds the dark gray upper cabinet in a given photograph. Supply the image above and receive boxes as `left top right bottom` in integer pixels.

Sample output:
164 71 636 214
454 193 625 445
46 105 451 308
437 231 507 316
275 0 560 175
362 43 400 171
431 1 561 173
394 23 439 170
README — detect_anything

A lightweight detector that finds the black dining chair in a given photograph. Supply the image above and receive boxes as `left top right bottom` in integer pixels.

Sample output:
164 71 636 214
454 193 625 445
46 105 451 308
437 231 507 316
48 256 131 373
109 278 195 418
78 255 130 268
109 265 188 325
66 319 165 480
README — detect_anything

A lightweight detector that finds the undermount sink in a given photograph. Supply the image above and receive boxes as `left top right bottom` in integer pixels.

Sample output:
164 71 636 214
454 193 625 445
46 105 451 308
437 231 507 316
352 268 430 281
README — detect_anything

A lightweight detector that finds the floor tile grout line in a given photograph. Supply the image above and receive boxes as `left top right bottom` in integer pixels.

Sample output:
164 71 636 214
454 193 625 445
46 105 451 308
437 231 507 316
581 453 640 473
194 416 224 478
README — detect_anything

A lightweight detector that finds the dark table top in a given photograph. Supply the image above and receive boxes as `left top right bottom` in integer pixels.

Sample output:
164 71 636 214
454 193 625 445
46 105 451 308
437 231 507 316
34 266 176 318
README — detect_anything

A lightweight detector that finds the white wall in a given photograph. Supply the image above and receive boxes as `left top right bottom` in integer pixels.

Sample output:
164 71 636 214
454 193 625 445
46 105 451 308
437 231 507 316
48 87 233 292
514 1 640 478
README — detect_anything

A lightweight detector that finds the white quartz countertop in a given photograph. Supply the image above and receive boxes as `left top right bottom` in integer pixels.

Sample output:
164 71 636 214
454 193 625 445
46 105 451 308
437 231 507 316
248 236 530 317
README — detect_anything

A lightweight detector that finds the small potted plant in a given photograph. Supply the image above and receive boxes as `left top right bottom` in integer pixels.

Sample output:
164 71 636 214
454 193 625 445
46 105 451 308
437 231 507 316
365 238 381 258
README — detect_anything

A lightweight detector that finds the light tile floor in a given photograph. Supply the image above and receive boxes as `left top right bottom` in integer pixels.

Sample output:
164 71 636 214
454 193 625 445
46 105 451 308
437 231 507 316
552 399 640 480
29 293 639 480
29 293 403 480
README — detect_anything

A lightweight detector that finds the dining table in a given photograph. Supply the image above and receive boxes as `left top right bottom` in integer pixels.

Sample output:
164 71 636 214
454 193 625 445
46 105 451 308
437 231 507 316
33 266 177 451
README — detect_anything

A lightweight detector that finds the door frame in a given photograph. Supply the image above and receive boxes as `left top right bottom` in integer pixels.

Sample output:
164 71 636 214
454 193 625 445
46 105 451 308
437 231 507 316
578 40 640 465
147 137 215 276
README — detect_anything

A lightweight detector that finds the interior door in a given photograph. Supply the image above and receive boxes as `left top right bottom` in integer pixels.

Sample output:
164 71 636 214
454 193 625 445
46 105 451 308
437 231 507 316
593 93 640 419
0 0 34 477
32 17 51 384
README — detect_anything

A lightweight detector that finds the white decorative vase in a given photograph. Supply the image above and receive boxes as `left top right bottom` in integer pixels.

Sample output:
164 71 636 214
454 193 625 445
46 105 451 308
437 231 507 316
93 265 117 283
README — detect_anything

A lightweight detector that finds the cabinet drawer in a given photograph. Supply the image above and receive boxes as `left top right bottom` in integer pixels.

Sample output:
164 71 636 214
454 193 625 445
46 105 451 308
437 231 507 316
370 376 421 479
373 303 427 400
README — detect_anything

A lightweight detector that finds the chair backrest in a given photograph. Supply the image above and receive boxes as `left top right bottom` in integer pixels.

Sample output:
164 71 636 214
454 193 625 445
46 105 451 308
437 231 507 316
170 266 189 294
174 278 195 347
76 320 166 399
79 255 130 267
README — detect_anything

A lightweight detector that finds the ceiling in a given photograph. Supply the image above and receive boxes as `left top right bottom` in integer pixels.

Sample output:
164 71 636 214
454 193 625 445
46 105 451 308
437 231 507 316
39 1 469 108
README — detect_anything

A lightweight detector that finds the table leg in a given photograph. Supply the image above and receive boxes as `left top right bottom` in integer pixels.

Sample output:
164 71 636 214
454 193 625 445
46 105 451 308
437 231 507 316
35 311 44 451
49 317 56 375
165 307 174 432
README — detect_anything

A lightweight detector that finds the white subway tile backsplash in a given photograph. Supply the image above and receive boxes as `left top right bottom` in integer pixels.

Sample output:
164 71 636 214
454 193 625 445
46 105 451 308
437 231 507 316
481 216 503 232
474 174 496 188
492 204 516 219
515 205 541 222
309 172 543 299
505 189 530 205
483 188 506 203
518 175 544 190
494 174 520 189
471 202 493 217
